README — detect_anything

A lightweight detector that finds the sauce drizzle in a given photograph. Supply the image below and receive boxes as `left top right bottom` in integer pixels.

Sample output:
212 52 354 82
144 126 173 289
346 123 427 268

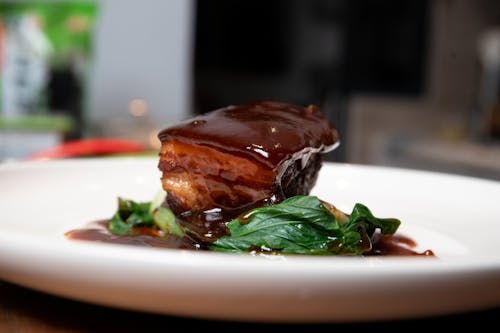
65 221 435 257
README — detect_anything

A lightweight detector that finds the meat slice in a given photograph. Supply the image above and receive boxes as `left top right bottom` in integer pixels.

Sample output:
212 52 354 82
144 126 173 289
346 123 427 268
157 101 339 240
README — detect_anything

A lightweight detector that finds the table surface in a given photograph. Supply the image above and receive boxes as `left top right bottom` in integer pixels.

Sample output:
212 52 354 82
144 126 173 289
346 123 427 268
1 280 499 332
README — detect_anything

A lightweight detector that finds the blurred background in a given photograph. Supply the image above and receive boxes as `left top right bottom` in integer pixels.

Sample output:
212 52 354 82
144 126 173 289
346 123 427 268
1 0 500 180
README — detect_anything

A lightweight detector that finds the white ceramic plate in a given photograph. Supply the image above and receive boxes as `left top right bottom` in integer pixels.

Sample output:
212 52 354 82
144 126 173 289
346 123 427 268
0 158 499 323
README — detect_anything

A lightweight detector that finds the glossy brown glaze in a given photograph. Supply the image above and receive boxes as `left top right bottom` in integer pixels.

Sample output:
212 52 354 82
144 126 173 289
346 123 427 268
158 101 339 168
65 221 206 250
157 101 339 241
370 234 435 256
65 221 434 257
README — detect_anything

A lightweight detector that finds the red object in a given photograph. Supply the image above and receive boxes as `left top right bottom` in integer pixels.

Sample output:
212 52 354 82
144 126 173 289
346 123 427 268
26 138 146 161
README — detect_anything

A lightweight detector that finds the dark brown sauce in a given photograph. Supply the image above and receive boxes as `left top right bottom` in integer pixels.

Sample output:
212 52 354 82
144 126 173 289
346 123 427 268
370 234 435 256
65 221 434 257
65 221 206 250
158 101 339 169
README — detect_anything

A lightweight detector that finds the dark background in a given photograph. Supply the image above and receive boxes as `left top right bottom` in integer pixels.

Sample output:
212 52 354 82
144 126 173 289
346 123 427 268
193 0 429 161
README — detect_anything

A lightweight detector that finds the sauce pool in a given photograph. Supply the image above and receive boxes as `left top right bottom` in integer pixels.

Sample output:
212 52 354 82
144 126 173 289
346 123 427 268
65 221 207 250
65 221 435 257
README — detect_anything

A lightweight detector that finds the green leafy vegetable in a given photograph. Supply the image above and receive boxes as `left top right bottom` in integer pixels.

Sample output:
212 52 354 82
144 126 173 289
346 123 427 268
108 191 184 236
107 192 401 256
153 207 185 237
149 191 167 214
210 196 400 255
108 197 154 235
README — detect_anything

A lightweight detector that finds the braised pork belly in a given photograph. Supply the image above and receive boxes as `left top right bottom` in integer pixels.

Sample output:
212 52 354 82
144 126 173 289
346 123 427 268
157 101 339 241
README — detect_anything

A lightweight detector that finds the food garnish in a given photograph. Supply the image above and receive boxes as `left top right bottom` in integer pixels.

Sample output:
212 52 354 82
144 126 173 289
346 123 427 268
107 193 400 255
